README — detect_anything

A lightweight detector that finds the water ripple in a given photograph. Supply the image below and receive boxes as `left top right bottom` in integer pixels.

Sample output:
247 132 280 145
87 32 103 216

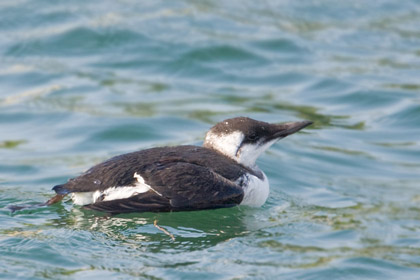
1 0 420 279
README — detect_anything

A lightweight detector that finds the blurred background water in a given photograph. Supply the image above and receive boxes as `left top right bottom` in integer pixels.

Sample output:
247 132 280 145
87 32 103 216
1 0 420 279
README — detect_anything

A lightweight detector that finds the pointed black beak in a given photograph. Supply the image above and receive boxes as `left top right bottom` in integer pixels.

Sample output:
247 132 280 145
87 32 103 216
270 120 313 140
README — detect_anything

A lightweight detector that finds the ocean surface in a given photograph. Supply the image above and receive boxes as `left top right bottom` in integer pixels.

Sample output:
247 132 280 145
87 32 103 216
1 1 420 279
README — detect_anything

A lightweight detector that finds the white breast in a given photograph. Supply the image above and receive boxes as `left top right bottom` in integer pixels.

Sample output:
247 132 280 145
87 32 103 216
238 171 269 207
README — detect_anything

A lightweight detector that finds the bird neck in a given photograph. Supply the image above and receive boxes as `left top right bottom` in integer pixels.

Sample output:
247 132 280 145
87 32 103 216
203 131 259 169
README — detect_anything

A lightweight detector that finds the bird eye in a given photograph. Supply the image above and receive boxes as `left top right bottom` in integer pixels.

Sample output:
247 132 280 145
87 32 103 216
247 134 257 141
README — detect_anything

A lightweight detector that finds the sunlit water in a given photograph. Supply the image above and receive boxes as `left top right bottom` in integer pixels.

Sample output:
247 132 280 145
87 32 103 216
1 1 420 279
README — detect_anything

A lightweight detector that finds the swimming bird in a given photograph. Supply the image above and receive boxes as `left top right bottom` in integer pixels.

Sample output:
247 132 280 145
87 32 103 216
48 117 312 214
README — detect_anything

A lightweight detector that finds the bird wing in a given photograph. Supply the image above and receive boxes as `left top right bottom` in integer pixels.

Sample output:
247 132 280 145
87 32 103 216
52 154 140 195
83 161 244 214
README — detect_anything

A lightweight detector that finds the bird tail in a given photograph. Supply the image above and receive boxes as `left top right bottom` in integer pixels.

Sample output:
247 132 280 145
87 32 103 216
7 193 66 213
44 194 66 205
52 184 70 195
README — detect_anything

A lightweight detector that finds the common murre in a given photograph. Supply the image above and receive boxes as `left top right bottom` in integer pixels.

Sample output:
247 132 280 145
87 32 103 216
47 117 312 214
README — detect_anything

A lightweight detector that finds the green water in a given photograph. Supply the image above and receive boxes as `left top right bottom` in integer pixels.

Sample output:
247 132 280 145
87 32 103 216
1 1 420 279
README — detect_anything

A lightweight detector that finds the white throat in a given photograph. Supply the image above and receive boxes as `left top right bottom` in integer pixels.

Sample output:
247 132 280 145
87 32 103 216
204 131 277 169
237 139 277 167
204 130 244 162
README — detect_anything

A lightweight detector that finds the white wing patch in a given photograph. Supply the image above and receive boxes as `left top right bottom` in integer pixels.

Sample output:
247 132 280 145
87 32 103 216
133 172 163 197
71 172 161 206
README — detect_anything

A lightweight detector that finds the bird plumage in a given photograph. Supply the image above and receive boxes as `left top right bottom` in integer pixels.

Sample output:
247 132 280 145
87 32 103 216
53 145 260 213
50 117 312 214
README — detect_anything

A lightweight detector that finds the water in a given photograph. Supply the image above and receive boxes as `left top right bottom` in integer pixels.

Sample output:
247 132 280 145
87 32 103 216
1 0 420 279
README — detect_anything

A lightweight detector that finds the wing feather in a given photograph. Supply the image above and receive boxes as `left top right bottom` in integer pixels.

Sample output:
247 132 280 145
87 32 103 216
84 161 244 214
